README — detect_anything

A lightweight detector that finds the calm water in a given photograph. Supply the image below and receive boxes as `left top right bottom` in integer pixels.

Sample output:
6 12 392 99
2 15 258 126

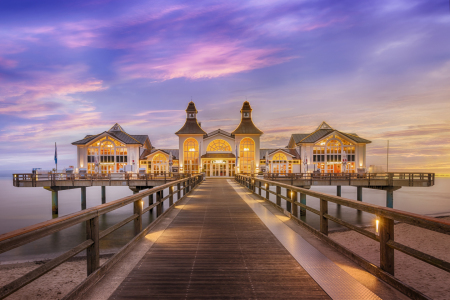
0 177 449 263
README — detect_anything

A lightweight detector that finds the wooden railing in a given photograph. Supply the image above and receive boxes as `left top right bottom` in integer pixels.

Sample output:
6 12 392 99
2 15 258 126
0 174 203 300
262 172 435 186
236 174 449 300
12 172 196 187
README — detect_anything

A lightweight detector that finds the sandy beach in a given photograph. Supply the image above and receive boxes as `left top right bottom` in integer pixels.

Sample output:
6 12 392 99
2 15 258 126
330 216 450 300
0 258 107 300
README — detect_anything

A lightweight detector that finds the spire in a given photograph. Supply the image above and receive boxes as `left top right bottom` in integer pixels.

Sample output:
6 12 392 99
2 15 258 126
231 101 263 135
175 101 206 135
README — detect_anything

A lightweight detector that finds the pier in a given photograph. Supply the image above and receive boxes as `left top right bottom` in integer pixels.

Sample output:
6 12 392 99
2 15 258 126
12 172 190 215
1 175 449 299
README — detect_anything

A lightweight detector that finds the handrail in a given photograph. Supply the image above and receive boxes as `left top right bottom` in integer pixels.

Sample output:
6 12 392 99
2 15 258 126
235 174 448 300
0 174 203 299
260 172 435 186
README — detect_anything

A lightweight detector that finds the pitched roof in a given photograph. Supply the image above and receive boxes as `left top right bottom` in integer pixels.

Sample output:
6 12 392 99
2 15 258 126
186 101 198 113
175 118 207 135
316 121 333 130
231 101 263 135
203 129 234 139
140 149 180 160
291 128 371 144
260 148 300 159
72 123 148 145
291 134 309 144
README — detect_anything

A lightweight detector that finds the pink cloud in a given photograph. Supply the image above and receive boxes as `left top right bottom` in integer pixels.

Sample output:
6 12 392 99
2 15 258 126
0 57 18 68
119 42 295 80
0 65 106 118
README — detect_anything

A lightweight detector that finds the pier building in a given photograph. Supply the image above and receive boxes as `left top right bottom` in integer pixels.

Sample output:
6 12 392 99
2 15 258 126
71 101 372 177
286 122 372 174
72 123 152 174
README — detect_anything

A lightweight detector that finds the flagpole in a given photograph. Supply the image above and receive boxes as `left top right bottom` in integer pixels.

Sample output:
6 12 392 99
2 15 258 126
54 142 58 173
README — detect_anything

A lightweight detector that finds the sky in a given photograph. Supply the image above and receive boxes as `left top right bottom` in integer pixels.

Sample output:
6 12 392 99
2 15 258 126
0 0 449 174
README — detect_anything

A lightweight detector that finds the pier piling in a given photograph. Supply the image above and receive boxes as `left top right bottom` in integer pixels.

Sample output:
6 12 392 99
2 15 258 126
386 189 394 209
357 187 363 201
52 190 58 215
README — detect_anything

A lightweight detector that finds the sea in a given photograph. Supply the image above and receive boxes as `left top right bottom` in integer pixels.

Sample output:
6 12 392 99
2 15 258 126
0 176 449 263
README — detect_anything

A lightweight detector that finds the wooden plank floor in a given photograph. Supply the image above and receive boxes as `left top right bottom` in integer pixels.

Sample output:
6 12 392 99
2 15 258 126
109 179 330 299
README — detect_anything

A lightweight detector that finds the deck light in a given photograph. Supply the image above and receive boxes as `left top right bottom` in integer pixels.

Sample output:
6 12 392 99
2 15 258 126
375 216 380 234
141 200 144 210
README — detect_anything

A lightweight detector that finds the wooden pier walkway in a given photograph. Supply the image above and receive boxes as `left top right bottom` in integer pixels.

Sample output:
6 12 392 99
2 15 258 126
109 179 329 299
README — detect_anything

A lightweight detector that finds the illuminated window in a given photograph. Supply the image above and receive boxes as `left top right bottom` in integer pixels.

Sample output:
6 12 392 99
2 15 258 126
207 139 232 152
153 154 167 175
273 153 287 161
239 138 255 174
87 136 128 173
184 138 199 174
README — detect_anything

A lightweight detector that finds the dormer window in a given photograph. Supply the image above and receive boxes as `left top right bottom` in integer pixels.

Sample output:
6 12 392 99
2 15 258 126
243 112 250 118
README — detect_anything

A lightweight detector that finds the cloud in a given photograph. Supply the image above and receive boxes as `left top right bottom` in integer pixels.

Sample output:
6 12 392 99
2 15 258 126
118 41 295 80
0 64 105 118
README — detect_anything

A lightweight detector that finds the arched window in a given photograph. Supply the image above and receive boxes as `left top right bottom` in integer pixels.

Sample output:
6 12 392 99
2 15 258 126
184 138 199 174
239 138 255 174
273 153 287 161
272 152 289 174
87 136 126 174
153 154 167 175
207 139 231 152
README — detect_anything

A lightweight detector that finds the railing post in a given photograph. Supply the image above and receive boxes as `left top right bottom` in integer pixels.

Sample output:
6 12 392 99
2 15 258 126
183 180 186 196
292 191 298 218
300 192 307 216
276 186 281 206
149 193 153 212
86 216 99 276
286 188 292 212
320 199 328 235
380 216 395 275
156 191 162 216
258 181 261 196
169 186 174 206
134 198 143 235
265 183 269 200
177 182 181 200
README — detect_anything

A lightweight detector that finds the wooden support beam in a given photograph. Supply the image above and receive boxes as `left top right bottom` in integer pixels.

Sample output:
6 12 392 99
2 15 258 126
177 183 181 201
156 191 162 217
86 216 99 276
286 188 291 212
380 216 395 275
276 186 281 206
133 199 142 235
169 186 174 206
81 187 86 210
292 191 298 218
320 199 328 236
300 192 306 216
101 186 106 204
